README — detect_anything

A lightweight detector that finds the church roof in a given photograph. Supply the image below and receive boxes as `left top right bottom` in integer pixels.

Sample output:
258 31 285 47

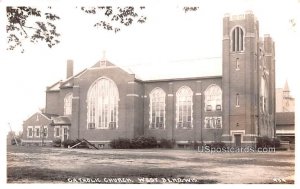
127 57 222 81
47 58 222 90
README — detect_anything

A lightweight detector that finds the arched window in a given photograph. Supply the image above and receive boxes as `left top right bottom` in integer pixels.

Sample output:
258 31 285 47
149 88 166 129
236 93 240 107
232 26 244 52
87 78 119 129
204 85 222 111
64 93 73 115
176 86 193 129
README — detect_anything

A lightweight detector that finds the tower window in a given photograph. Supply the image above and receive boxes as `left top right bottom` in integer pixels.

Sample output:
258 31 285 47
236 58 240 70
232 27 244 52
236 93 240 107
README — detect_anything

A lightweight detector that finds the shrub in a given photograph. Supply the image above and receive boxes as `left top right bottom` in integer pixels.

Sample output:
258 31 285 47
256 136 280 148
159 139 175 148
205 142 226 149
52 139 61 147
110 138 131 149
131 136 157 149
62 139 76 148
110 136 158 149
11 138 21 145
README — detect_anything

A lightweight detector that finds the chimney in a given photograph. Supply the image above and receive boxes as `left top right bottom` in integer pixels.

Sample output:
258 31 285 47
67 60 73 79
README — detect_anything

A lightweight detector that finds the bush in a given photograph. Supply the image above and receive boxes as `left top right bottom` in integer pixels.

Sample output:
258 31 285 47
110 138 131 149
62 139 76 148
205 142 226 149
52 139 61 147
131 136 157 149
159 139 175 148
256 136 280 148
110 136 158 149
11 138 21 145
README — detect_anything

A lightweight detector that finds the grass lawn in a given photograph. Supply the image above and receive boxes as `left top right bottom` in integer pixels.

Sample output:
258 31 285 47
7 145 294 184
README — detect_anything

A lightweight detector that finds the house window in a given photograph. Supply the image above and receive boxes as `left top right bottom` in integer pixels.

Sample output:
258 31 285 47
149 88 166 129
176 86 193 129
54 127 60 137
87 77 119 129
35 126 40 138
64 93 73 115
27 126 33 138
204 85 222 111
236 58 240 70
236 93 240 107
204 117 222 129
232 26 244 52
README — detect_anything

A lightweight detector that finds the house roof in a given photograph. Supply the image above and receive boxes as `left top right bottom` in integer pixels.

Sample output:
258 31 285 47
51 116 71 126
276 112 295 125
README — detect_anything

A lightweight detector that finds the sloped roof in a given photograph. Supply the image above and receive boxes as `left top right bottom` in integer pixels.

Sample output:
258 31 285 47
51 116 71 126
276 112 295 125
41 113 59 119
127 58 222 81
47 58 222 90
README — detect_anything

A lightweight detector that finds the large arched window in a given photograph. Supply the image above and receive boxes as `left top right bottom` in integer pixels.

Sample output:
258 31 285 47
87 77 119 129
149 88 166 129
232 26 244 52
176 86 193 129
64 93 73 115
204 85 222 111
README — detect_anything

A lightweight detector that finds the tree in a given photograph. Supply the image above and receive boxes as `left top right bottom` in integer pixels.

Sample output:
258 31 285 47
6 6 60 53
6 5 197 53
6 6 147 53
80 6 147 33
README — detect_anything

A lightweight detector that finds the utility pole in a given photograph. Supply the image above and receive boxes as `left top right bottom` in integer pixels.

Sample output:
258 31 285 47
8 123 18 146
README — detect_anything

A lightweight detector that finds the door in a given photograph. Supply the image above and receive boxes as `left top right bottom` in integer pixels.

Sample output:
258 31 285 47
62 127 69 142
234 134 241 147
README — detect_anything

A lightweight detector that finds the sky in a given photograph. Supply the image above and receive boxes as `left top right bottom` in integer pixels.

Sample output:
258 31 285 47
0 0 299 133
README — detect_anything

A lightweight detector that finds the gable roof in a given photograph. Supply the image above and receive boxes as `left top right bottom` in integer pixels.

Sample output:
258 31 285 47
47 58 222 90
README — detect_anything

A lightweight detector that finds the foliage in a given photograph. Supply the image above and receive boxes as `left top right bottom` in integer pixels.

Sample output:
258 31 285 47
183 6 199 13
10 138 21 145
131 136 157 149
62 139 76 148
79 6 147 33
256 136 280 148
110 138 131 149
205 142 226 149
110 136 157 149
6 6 60 53
159 138 175 148
52 138 61 147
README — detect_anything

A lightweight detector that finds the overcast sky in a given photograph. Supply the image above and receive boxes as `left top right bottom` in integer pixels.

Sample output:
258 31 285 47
0 0 299 133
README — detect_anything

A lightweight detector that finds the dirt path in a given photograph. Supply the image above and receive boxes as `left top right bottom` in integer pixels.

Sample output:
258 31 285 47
7 146 294 184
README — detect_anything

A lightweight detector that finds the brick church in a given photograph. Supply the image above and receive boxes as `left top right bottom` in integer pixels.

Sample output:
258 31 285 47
22 11 276 148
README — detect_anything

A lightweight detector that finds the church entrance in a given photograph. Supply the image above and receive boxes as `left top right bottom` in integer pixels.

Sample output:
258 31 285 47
234 134 241 147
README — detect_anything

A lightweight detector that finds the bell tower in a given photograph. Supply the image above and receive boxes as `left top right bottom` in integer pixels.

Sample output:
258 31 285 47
222 11 275 146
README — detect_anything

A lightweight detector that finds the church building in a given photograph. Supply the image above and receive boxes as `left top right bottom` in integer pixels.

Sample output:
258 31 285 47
22 11 276 148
